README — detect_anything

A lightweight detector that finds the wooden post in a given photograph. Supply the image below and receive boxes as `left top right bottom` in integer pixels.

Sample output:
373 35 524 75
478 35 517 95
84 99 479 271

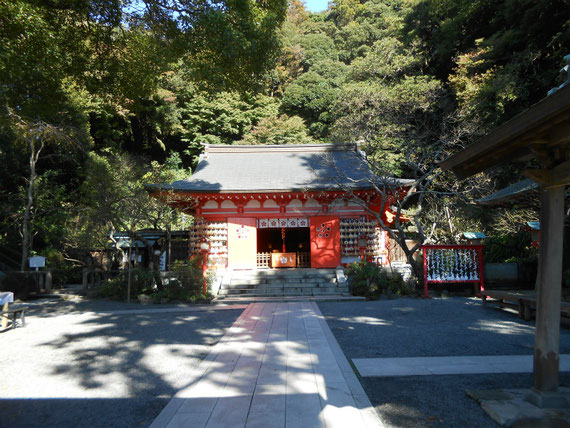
532 185 565 393
45 270 52 292
423 247 428 298
83 268 89 290
1 301 9 329
127 238 132 304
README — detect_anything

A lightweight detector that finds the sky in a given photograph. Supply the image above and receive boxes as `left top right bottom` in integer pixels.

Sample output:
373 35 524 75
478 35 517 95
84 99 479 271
305 0 329 13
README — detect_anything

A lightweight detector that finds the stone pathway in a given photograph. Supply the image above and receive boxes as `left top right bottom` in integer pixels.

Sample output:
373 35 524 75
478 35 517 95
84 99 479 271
353 354 570 377
150 302 382 428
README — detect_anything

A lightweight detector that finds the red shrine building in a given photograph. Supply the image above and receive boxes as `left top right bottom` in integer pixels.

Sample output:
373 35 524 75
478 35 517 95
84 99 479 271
151 143 413 272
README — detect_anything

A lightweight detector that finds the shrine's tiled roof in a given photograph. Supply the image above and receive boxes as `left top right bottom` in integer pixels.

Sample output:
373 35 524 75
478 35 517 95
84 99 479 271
156 144 413 193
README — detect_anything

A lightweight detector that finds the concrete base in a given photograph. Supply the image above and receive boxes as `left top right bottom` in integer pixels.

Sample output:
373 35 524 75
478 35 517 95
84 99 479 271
467 388 570 427
526 388 570 409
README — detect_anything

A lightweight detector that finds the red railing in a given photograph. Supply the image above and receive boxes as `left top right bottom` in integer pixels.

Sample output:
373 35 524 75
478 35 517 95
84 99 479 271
420 245 484 298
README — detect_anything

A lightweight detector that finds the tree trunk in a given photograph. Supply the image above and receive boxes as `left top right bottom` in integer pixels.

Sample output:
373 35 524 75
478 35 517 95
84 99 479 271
397 234 423 282
167 225 172 271
21 139 38 271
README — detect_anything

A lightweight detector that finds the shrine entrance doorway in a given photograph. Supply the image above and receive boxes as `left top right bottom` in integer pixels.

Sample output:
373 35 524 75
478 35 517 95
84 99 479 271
256 228 311 268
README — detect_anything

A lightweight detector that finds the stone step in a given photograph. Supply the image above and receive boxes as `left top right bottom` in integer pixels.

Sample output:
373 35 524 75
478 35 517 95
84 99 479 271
213 295 365 304
219 286 349 296
223 281 339 289
220 268 347 298
232 274 336 282
226 280 337 286
219 290 349 297
230 269 336 279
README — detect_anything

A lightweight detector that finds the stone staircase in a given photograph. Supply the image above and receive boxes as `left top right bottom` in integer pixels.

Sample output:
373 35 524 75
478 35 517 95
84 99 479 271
217 268 349 298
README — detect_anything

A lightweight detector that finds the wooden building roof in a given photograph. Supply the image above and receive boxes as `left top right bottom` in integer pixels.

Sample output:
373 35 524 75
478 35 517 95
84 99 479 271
157 143 413 194
477 178 540 206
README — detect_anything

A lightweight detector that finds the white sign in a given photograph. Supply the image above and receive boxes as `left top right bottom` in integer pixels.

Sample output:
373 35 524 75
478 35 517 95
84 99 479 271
159 252 167 271
259 218 309 228
28 256 46 269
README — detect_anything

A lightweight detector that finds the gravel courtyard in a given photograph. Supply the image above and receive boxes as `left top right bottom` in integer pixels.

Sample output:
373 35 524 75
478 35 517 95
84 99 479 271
3 296 570 427
318 297 570 427
0 298 244 428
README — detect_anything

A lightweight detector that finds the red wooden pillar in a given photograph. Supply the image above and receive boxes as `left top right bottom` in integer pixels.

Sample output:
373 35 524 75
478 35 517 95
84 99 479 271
477 247 485 295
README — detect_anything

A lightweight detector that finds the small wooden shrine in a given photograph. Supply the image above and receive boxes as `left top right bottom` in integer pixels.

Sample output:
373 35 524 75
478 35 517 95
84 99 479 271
151 143 413 271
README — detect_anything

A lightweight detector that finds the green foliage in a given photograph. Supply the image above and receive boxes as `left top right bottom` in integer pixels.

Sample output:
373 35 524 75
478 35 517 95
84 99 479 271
133 259 211 303
182 91 279 158
166 259 209 300
281 66 347 137
483 232 537 264
330 75 443 174
174 0 288 91
405 0 570 124
238 115 315 145
43 248 83 286
349 37 424 81
347 262 413 299
97 269 156 300
327 0 409 63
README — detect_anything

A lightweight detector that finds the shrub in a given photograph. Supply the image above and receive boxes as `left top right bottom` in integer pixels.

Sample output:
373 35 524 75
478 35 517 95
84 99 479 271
52 266 83 287
97 268 156 300
97 258 211 303
387 272 415 296
347 262 388 299
346 262 413 299
166 258 211 301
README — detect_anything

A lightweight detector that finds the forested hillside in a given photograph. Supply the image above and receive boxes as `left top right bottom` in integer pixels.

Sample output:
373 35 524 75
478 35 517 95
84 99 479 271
1 0 568 272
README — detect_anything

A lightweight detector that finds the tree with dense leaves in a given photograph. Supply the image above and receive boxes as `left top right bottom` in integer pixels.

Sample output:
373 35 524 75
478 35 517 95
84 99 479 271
3 112 86 270
405 0 570 126
238 114 315 145
0 0 288 272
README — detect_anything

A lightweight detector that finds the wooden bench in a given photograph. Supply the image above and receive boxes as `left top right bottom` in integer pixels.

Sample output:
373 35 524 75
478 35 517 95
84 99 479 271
0 307 26 330
482 290 570 322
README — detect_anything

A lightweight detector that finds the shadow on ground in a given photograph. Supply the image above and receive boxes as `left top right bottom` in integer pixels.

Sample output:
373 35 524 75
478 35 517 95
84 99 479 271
0 303 244 428
318 297 570 427
0 398 168 428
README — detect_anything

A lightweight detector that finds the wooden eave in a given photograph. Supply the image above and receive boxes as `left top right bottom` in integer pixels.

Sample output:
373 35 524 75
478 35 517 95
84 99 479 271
440 84 570 181
157 186 375 194
152 188 388 203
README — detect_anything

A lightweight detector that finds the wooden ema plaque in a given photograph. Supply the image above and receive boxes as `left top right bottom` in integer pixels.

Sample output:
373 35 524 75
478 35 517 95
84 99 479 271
271 252 296 268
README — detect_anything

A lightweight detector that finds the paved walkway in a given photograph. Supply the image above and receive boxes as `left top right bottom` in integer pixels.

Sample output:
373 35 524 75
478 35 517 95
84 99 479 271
354 355 570 377
150 302 382 428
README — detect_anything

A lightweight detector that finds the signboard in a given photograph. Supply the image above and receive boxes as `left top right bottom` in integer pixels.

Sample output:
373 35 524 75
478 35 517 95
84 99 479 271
271 252 296 268
28 256 46 269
